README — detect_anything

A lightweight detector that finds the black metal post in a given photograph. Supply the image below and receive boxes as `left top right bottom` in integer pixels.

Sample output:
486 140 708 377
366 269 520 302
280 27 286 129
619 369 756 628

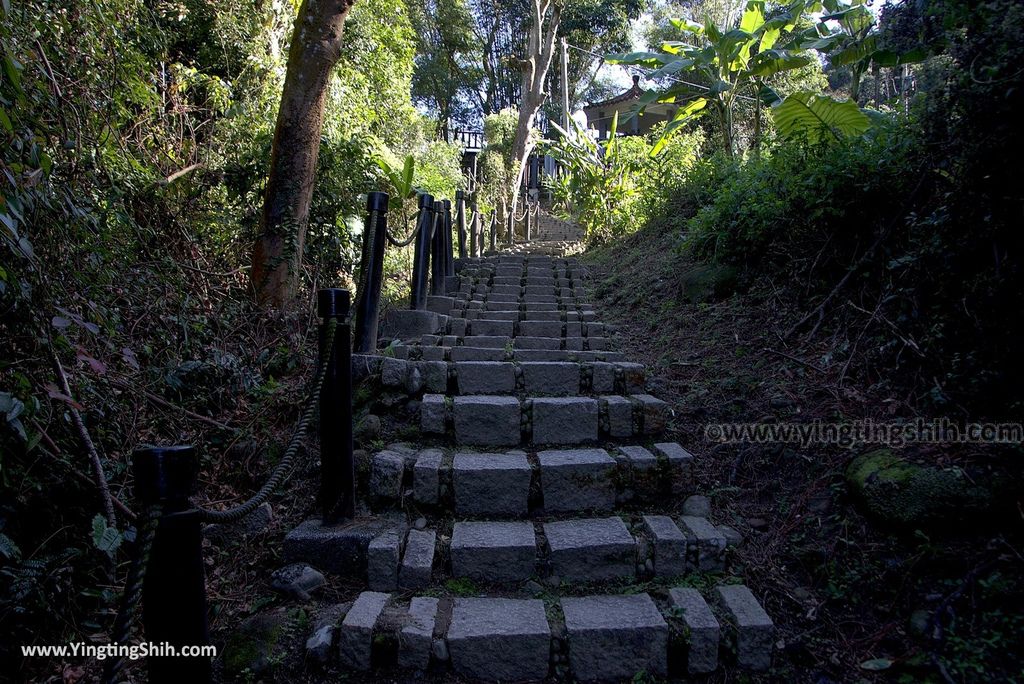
489 209 497 252
507 203 515 247
133 446 211 684
353 192 388 353
318 288 354 523
455 191 467 259
430 201 445 295
471 196 480 258
443 200 455 278
525 201 532 242
410 193 434 309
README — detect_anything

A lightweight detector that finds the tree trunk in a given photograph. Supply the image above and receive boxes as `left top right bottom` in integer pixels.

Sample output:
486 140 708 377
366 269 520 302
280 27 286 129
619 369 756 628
251 0 356 307
509 0 562 221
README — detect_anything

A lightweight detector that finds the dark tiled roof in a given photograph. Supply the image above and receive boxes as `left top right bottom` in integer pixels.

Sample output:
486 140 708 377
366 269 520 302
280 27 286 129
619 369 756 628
583 75 642 111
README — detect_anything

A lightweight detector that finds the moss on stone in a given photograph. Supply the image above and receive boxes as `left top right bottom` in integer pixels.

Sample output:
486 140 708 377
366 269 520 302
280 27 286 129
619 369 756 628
679 264 737 303
845 448 996 529
221 609 291 679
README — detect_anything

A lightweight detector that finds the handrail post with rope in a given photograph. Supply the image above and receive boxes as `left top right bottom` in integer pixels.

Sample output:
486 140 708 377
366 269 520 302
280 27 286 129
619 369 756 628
318 289 354 523
489 209 497 252
133 446 211 684
524 198 532 242
471 196 481 257
410 193 434 309
455 190 467 260
353 191 388 353
443 199 455 280
430 200 445 295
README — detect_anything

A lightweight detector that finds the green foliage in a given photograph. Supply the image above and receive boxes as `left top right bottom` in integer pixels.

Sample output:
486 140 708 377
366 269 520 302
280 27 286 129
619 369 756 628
771 91 871 143
610 0 813 155
545 116 703 243
477 109 519 213
0 0 438 666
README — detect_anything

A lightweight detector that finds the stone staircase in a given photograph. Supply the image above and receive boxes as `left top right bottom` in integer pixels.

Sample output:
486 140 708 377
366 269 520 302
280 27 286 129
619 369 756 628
534 208 585 242
284 254 775 681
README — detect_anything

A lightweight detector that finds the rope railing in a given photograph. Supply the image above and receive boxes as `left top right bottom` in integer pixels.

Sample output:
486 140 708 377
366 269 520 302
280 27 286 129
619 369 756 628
101 186 476 683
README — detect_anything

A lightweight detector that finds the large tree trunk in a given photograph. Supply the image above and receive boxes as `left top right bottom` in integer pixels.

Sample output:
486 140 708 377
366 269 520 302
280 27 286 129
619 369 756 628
509 0 561 222
251 0 356 307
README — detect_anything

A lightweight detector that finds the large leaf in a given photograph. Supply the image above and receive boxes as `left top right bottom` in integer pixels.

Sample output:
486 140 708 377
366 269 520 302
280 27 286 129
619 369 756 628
739 1 766 33
651 98 708 155
772 91 871 143
669 17 704 35
606 51 672 67
748 50 811 77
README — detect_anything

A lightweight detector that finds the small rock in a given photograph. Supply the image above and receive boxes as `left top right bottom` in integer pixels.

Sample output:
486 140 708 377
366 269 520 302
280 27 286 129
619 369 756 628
406 399 421 415
305 624 335 664
746 517 769 531
644 558 654 573
270 563 326 601
432 638 450 662
405 365 424 394
682 495 711 517
413 517 428 531
718 525 744 547
792 587 813 603
524 580 544 596
542 575 561 588
770 396 795 410
909 609 932 637
356 414 382 440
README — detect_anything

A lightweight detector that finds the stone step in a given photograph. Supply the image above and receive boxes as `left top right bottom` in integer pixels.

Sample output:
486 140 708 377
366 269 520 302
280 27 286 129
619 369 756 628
376 357 645 396
365 444 692 513
316 585 773 678
285 510 735 589
420 393 669 446
457 320 606 338
370 346 626 363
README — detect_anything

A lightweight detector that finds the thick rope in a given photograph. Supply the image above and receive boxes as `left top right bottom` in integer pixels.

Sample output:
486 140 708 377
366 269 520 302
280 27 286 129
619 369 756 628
196 318 337 523
101 504 162 684
385 208 422 248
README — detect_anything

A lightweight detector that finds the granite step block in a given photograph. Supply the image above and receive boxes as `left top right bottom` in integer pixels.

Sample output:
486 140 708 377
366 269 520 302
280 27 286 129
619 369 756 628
678 516 727 572
544 517 635 582
450 521 537 582
532 397 599 445
338 591 390 670
463 335 511 349
399 528 436 590
413 449 443 505
450 346 507 362
470 319 515 336
514 336 563 350
398 596 438 671
453 395 521 446
520 361 580 396
641 515 687 578
452 452 531 516
713 585 774 671
668 587 720 674
538 448 616 513
518 320 564 337
447 598 551 682
455 361 516 395
561 593 668 682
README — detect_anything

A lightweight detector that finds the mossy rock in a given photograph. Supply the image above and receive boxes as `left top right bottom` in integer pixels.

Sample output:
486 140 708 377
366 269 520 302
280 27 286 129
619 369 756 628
221 608 292 679
678 264 737 303
845 449 1000 530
